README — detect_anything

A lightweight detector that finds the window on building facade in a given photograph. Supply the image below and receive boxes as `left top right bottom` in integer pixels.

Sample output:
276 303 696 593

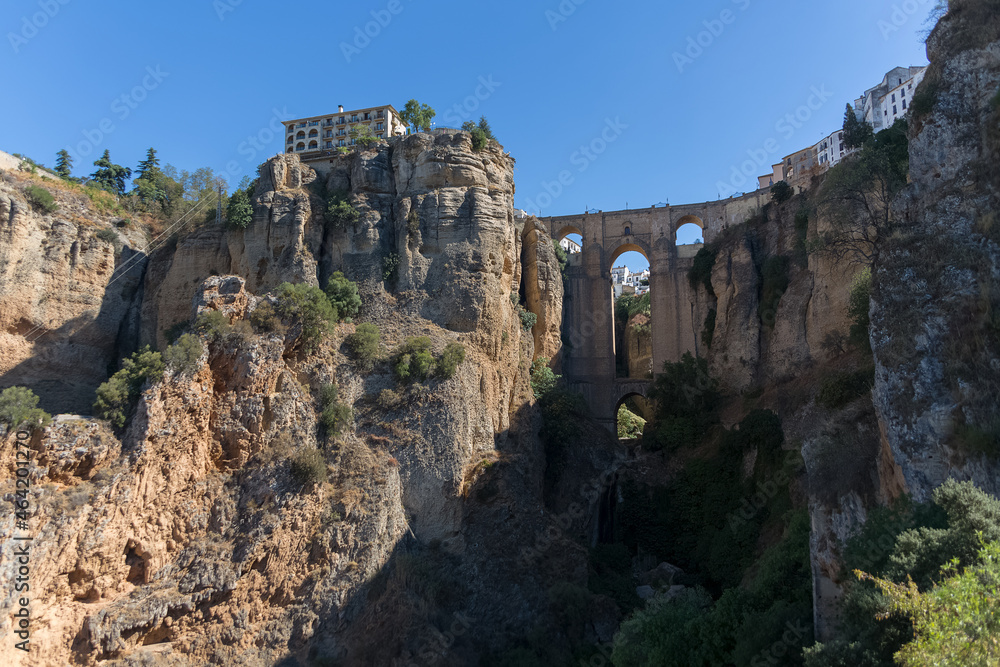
296 143 305 150
902 100 907 110
309 130 318 137
309 141 318 149
325 142 332 149
893 105 897 115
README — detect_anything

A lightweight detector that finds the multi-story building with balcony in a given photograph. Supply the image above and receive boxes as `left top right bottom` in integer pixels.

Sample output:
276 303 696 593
284 104 408 163
855 66 927 131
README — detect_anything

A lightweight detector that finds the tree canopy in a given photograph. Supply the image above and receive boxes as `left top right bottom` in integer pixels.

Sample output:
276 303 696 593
400 99 436 133
90 150 132 195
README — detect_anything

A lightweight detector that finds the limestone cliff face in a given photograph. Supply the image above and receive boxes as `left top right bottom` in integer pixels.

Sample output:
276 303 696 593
871 4 1000 501
0 173 148 414
0 134 573 665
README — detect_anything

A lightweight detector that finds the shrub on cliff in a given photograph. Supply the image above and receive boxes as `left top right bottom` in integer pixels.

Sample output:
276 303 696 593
530 357 560 398
519 307 537 331
325 197 359 231
25 185 58 213
436 342 466 379
274 282 336 351
347 323 381 369
318 383 352 438
225 186 253 229
770 180 793 203
290 448 327 487
0 386 51 431
847 268 872 353
393 337 435 383
93 347 165 429
194 310 231 339
164 334 204 376
324 271 361 321
759 255 790 328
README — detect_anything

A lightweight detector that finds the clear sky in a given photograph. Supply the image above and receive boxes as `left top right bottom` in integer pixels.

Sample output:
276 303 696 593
1 0 933 271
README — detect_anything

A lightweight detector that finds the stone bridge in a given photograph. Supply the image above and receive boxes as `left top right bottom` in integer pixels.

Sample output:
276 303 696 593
540 191 769 431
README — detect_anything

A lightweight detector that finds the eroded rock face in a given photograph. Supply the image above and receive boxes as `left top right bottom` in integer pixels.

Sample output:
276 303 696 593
0 176 148 414
871 13 1000 501
0 135 574 665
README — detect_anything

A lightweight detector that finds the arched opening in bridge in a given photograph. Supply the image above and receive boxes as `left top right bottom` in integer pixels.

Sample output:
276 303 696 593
675 215 705 246
616 393 650 441
555 225 583 255
610 244 652 380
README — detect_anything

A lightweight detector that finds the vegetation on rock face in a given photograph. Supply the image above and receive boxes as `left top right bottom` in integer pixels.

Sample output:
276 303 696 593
290 448 327 487
324 271 362 321
615 293 651 324
805 480 1000 666
54 149 73 179
530 357 560 398
224 183 253 229
93 347 165 429
347 323 381 369
701 308 717 349
164 333 204 375
842 103 874 150
819 119 910 264
25 184 59 213
847 267 872 353
318 383 352 438
817 367 874 409
194 310 231 339
687 247 717 296
274 283 337 352
0 386 52 431
518 307 537 331
392 337 466 383
462 116 496 151
646 353 719 452
770 180 793 203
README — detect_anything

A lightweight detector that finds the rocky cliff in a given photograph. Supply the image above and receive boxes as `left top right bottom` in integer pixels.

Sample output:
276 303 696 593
872 0 1000 502
0 132 581 666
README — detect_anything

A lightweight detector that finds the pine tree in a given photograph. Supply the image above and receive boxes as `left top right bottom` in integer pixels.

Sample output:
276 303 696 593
842 103 874 150
132 148 167 207
54 149 73 179
90 150 132 195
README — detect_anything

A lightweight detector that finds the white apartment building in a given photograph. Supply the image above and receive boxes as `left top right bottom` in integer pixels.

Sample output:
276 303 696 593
766 65 927 191
854 66 927 131
284 104 408 159
559 237 582 254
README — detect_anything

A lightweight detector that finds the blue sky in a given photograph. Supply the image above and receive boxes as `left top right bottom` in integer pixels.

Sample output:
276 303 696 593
2 0 933 271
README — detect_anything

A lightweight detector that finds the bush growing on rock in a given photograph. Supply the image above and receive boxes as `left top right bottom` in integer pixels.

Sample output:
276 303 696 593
770 180 793 203
0 386 51 431
393 337 433 383
435 342 466 379
194 310 231 339
817 367 874 409
347 323 380 368
324 271 361 321
290 448 327 488
519 308 537 331
274 282 337 351
25 185 58 213
318 383 352 438
93 347 165 429
164 334 204 375
249 300 285 334
530 357 560 398
325 198 359 231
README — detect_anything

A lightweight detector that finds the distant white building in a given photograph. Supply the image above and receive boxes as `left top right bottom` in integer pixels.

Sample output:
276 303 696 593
855 65 927 131
559 237 582 254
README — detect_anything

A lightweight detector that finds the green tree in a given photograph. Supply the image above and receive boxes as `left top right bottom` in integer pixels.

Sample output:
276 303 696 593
617 404 646 439
393 337 435 383
848 267 872 352
819 120 910 264
131 148 169 209
462 116 496 151
274 282 337 351
318 383 352 437
90 150 132 196
858 541 1000 667
770 180 793 203
347 323 381 369
325 199 359 230
842 103 874 150
324 271 361 320
164 334 204 375
435 342 466 379
225 186 253 229
54 149 73 179
0 386 51 431
348 123 380 148
400 99 436 132
93 347 165 429
530 357 560 399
